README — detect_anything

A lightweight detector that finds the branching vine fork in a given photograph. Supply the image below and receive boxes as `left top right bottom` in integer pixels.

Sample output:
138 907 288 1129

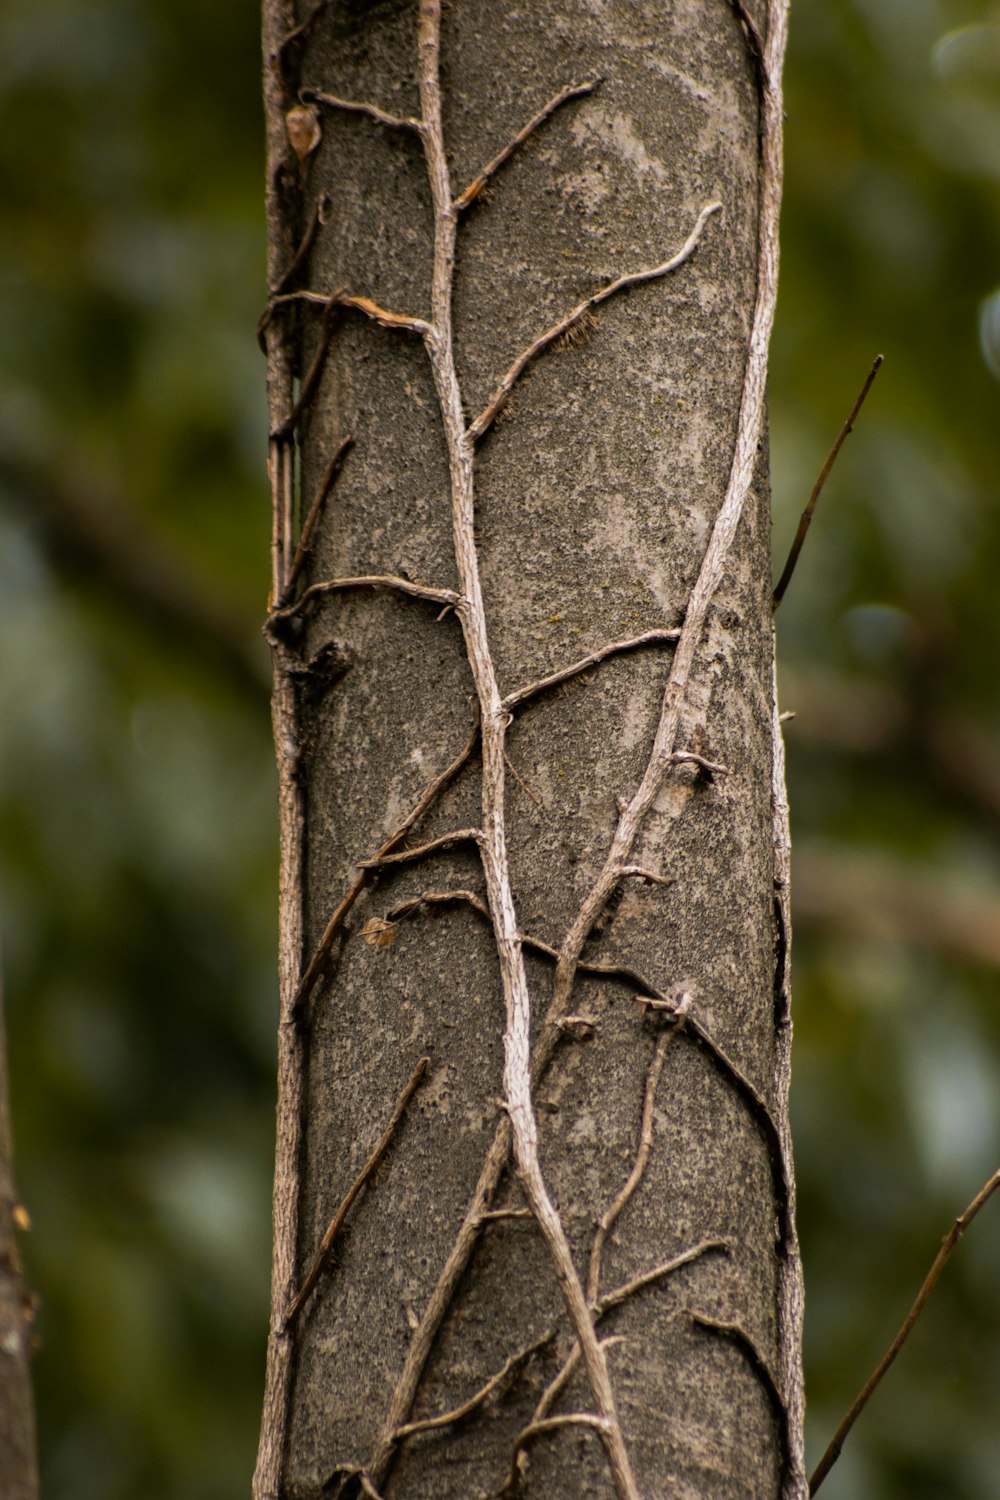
256 3 804 1499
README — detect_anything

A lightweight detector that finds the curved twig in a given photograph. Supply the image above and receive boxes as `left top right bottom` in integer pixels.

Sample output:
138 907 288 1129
467 202 721 443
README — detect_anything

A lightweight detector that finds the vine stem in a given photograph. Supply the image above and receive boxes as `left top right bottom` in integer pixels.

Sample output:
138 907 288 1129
255 5 309 1499
548 0 789 1041
413 4 639 1495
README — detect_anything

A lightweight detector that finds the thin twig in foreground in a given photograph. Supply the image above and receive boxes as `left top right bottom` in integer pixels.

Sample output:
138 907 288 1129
809 1167 1000 1495
284 1056 430 1326
773 354 883 607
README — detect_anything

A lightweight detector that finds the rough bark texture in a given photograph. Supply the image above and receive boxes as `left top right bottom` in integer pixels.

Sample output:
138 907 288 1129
256 3 804 1498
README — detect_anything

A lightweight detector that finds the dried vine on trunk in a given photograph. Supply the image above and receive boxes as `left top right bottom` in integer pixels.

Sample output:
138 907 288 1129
257 3 804 1497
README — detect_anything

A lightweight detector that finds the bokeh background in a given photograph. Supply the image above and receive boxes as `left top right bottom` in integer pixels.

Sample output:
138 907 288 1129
1 2 998 1497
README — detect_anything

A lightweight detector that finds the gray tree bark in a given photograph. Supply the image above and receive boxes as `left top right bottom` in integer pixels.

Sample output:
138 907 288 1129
255 3 805 1498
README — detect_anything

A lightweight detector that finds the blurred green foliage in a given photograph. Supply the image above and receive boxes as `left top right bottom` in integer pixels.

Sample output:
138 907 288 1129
0 2 997 1497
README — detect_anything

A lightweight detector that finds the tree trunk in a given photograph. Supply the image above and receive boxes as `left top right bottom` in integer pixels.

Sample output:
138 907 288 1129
255 3 805 1498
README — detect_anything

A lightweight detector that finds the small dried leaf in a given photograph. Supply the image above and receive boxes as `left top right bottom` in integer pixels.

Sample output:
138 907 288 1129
362 916 396 948
12 1203 31 1232
286 105 321 162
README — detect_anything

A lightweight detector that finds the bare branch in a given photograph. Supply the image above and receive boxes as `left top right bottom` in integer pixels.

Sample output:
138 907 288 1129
284 1057 430 1327
596 1239 731 1317
467 202 721 442
773 354 883 607
392 1332 553 1441
809 1168 1000 1495
278 434 353 603
302 87 423 134
726 0 768 88
337 292 432 337
268 192 329 301
670 749 729 778
359 828 481 871
503 1413 612 1497
631 991 792 1244
693 1313 787 1443
587 1030 674 1302
386 887 491 925
269 573 460 631
453 77 602 212
616 865 672 887
289 727 479 1019
502 628 680 712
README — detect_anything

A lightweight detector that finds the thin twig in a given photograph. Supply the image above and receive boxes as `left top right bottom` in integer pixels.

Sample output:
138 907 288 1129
284 1057 430 1326
386 887 491 925
323 1467 388 1500
587 1030 674 1302
726 0 767 88
269 572 461 629
616 864 672 886
359 828 481 870
809 1167 1000 1495
338 292 432 337
273 0 332 59
467 202 721 442
410 5 643 1496
268 193 329 301
269 291 344 440
505 750 543 805
693 1313 787 1443
453 77 602 212
630 991 791 1244
502 628 680 711
392 1332 553 1441
597 1239 732 1317
529 1241 729 1433
772 354 883 607
380 885 665 1005
302 87 424 134
279 434 354 602
502 1413 611 1496
670 749 729 777
289 727 479 1019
